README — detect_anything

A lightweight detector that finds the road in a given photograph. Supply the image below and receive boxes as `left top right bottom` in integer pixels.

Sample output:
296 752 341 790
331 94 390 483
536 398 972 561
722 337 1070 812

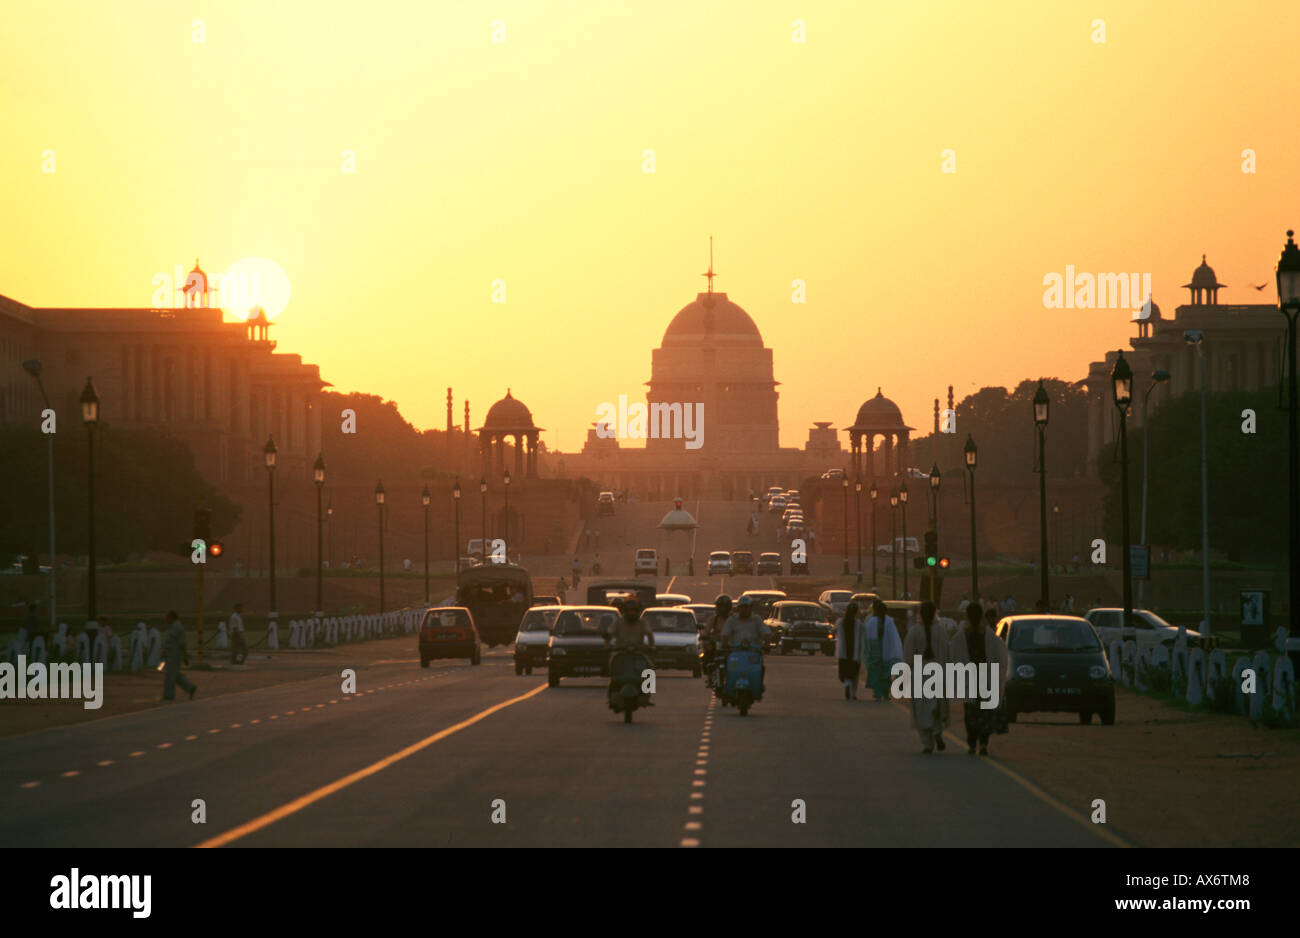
0 574 1109 847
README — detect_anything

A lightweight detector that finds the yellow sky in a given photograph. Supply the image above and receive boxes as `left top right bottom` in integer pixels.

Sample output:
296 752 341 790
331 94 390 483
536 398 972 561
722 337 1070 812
4 0 1298 450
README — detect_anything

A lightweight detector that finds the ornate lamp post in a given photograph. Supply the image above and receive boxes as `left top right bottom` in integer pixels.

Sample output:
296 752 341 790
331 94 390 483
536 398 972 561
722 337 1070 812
900 480 910 599
1138 369 1171 607
80 378 100 632
964 435 978 601
869 481 879 588
263 436 278 622
1276 230 1300 641
421 484 431 603
375 481 386 614
1111 352 1134 628
889 488 900 598
452 481 463 574
313 454 325 618
841 476 850 576
1033 380 1050 607
853 478 863 583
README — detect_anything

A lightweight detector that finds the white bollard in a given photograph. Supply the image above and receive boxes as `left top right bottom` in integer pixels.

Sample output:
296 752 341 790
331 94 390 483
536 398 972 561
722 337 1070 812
76 632 91 664
29 635 47 665
53 623 68 657
130 630 144 670
1207 649 1227 705
1232 656 1252 715
108 636 125 671
215 621 229 649
267 620 279 650
1272 656 1295 723
1250 651 1272 721
1186 647 1205 707
146 629 162 669
92 632 108 665
16 627 29 658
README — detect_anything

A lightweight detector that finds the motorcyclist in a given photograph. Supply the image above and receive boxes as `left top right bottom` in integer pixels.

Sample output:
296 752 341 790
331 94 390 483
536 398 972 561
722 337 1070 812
721 595 769 693
702 595 732 684
605 598 656 703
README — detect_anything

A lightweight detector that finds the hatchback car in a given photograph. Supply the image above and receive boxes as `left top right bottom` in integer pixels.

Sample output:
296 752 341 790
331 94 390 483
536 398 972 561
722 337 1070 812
547 606 621 686
756 552 782 575
707 550 732 575
419 606 482 667
997 615 1116 725
642 607 703 676
513 605 562 675
818 589 853 617
634 548 659 575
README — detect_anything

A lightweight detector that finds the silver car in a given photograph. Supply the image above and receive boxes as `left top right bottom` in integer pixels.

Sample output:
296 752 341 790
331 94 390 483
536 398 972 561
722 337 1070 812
1084 607 1202 651
641 607 702 677
513 605 562 675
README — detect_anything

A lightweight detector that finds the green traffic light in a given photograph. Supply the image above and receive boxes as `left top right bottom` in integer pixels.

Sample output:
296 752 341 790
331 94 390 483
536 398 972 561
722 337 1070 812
927 556 936 567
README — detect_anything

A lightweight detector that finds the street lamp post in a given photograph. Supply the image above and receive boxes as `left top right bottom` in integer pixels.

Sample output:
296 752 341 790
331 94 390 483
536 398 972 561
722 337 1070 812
841 477 850 576
1033 380 1050 607
453 481 463 574
375 481 386 614
80 378 99 633
1183 332 1210 635
326 496 334 570
853 479 862 583
869 482 879 588
503 469 511 563
422 485 431 604
479 476 488 564
1276 230 1300 641
929 463 941 603
23 361 56 632
1138 369 1171 606
965 435 979 601
889 489 900 598
900 480 910 599
1111 352 1135 628
313 454 325 618
263 437 278 623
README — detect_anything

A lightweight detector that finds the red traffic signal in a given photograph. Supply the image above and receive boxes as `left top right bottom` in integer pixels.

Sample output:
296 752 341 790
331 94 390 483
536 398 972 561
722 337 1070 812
208 542 224 558
938 557 950 569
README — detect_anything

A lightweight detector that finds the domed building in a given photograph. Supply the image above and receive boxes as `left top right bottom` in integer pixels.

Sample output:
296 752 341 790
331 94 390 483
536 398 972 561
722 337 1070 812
477 389 543 478
846 388 913 480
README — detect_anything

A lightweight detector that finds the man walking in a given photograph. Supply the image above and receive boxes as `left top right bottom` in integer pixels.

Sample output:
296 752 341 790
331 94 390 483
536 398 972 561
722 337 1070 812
161 610 197 702
229 602 248 665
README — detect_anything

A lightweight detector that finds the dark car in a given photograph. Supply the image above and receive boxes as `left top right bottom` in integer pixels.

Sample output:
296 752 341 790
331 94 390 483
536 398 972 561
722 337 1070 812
547 606 621 686
731 550 755 575
419 606 482 667
996 615 1116 725
768 601 836 656
756 552 782 575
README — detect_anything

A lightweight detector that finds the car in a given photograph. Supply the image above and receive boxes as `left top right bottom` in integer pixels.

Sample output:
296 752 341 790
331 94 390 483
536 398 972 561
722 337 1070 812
641 607 703 676
419 606 482 667
739 589 788 622
768 601 836 656
684 603 717 628
1083 607 1202 652
597 492 616 516
781 508 802 524
821 468 846 480
996 615 1117 725
586 579 658 608
634 548 659 575
731 550 754 575
818 589 854 617
513 605 562 674
707 550 732 576
876 536 920 556
531 595 560 607
547 606 621 686
770 495 788 512
653 592 692 607
756 552 782 575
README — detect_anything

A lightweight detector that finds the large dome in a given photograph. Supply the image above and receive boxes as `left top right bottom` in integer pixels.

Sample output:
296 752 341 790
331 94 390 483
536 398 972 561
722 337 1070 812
851 388 907 430
1187 255 1224 289
482 389 537 430
662 293 762 344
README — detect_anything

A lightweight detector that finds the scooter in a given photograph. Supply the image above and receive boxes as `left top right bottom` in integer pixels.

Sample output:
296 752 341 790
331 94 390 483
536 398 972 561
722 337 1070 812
720 643 764 716
608 643 652 723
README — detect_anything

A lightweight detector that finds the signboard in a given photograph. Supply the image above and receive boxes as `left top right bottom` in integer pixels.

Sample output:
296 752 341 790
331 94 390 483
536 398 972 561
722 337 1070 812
1129 545 1149 580
1240 589 1270 649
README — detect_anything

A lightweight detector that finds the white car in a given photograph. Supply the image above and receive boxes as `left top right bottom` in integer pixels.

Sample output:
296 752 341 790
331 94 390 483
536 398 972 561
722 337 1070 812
634 548 659 575
818 589 853 617
707 551 732 575
1084 608 1202 650
876 537 920 556
641 607 702 676
513 605 562 675
770 495 788 512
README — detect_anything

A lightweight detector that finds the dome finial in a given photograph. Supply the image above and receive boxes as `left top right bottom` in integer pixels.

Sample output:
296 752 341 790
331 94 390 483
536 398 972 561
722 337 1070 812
701 236 717 294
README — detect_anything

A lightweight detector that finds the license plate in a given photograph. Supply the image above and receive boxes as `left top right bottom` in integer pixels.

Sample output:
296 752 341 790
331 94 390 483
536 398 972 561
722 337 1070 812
1046 687 1081 695
438 632 459 639
801 642 819 650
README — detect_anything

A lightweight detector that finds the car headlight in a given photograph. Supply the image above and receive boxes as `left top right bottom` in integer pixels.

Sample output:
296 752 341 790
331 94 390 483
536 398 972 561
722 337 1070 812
1015 664 1035 679
1089 665 1108 680
551 647 566 656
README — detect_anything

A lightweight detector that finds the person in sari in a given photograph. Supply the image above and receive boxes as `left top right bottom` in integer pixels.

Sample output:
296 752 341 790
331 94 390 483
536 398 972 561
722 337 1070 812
836 601 862 700
903 600 949 753
858 598 902 702
949 601 1009 755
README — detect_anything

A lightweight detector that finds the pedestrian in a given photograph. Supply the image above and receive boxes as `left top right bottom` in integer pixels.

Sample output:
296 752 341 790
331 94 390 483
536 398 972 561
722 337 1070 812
949 602 1008 756
556 578 567 604
957 594 969 615
859 598 902 702
24 602 41 649
229 602 248 665
161 610 197 702
904 600 950 753
984 605 999 633
836 601 863 700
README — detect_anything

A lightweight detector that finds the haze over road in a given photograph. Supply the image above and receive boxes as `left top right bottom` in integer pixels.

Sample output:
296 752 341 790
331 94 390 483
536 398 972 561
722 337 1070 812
0 575 1109 848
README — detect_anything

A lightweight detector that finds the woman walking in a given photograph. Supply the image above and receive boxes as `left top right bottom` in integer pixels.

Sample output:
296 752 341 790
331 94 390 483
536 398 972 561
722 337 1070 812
836 601 862 700
859 598 902 702
903 600 949 753
950 601 1009 755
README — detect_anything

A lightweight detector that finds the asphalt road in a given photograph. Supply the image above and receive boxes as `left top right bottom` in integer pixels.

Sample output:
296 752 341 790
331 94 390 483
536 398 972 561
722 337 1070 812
0 574 1108 847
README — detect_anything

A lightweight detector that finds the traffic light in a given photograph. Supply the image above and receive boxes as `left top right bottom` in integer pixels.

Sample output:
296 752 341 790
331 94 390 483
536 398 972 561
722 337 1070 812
923 529 938 567
938 557 950 569
208 542 224 558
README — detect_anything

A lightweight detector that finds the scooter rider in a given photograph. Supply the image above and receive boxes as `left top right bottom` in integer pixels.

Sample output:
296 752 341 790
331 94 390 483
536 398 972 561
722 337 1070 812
721 595 770 692
605 598 656 702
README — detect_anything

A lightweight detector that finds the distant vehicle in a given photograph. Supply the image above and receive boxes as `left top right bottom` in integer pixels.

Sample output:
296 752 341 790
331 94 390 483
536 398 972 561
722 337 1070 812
756 552 782 575
634 548 659 575
739 590 788 632
1083 607 1202 651
531 595 561 607
684 603 717 628
455 563 533 647
770 495 788 512
641 607 703 676
419 606 482 667
514 605 562 675
821 468 846 480
767 601 836 656
731 550 754 575
586 579 658 609
653 593 692 607
597 491 616 516
997 615 1116 725
818 589 853 617
708 551 732 576
547 606 621 686
876 536 920 556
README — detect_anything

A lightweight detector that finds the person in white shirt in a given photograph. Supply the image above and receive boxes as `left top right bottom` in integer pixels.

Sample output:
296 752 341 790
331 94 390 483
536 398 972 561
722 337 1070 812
229 603 247 665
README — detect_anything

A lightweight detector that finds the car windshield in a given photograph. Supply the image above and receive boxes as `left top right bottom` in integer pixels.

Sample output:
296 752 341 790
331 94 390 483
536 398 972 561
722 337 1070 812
636 550 656 558
1087 610 1122 630
426 609 471 630
554 609 618 636
733 552 752 561
778 605 823 621
519 609 559 632
825 591 851 603
1010 620 1101 652
642 610 697 633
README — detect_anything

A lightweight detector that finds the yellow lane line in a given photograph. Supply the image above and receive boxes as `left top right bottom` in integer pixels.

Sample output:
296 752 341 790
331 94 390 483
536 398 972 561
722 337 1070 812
194 683 548 848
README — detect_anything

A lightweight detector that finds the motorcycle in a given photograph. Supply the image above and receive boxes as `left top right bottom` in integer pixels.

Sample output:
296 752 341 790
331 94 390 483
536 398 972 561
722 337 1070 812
701 639 722 691
720 643 764 716
608 643 652 723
